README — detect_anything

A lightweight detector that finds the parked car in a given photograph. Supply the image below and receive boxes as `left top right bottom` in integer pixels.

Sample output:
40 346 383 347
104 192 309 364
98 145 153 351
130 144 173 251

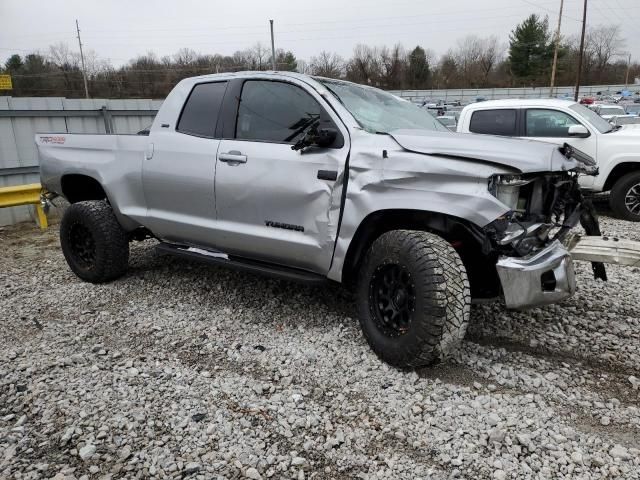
592 104 627 120
37 72 602 368
611 115 640 127
457 98 640 220
436 115 457 131
624 104 640 116
580 97 595 105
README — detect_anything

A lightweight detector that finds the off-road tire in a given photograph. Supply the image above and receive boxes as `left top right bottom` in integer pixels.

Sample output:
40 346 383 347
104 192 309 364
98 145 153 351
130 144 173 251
356 230 470 368
609 171 640 221
60 200 129 283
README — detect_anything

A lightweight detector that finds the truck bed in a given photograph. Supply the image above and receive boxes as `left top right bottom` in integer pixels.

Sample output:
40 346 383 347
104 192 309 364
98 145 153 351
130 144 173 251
36 133 149 229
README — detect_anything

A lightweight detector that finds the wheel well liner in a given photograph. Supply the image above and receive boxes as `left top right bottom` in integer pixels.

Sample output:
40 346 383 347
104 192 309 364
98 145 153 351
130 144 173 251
61 174 107 204
341 209 500 298
603 162 640 191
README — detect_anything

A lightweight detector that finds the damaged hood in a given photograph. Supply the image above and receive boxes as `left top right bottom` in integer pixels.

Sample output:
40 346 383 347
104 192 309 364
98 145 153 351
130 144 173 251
389 129 584 174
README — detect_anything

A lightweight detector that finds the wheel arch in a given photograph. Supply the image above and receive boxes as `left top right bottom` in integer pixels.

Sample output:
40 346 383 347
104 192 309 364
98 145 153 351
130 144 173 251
340 208 500 298
60 174 108 204
602 161 640 191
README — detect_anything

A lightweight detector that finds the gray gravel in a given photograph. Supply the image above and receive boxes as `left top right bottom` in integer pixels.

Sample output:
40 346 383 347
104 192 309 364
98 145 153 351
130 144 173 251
1 215 639 479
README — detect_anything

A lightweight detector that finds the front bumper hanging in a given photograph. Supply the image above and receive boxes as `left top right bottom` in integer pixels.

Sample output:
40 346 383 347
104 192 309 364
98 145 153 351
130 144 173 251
496 240 576 310
495 235 640 310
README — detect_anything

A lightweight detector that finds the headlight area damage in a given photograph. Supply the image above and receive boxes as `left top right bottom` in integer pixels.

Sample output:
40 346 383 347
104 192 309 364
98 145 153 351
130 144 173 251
483 145 606 309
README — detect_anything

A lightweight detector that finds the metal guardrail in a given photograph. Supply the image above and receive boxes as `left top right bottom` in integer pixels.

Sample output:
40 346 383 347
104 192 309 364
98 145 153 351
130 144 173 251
0 183 47 229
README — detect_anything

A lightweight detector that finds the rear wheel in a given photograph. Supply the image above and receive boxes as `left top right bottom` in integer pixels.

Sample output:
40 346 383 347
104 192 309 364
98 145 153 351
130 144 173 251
60 200 129 283
356 230 470 368
610 171 640 221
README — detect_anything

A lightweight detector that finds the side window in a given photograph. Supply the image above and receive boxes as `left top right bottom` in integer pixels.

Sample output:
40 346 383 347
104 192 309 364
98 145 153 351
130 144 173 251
236 80 322 143
469 109 517 135
177 81 228 137
525 109 580 137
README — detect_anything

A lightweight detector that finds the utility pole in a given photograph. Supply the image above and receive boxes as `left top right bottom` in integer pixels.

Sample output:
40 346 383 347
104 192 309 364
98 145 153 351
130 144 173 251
625 53 631 89
76 19 90 99
549 0 564 97
269 20 276 70
574 0 587 102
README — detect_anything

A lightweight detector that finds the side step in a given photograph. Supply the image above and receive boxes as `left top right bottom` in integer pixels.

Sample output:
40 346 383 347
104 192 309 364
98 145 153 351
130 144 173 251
155 242 327 285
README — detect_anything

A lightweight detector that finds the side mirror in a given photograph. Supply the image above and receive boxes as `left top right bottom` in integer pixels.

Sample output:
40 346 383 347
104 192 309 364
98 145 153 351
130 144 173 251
316 127 338 147
567 124 590 138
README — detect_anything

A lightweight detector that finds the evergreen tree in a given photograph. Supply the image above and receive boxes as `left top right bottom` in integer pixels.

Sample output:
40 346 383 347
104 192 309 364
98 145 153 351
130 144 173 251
508 14 553 85
407 46 429 88
4 54 23 72
276 51 297 71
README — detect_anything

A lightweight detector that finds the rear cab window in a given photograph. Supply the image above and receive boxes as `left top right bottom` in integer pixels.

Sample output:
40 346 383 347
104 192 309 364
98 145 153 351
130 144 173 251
177 81 228 138
469 109 517 136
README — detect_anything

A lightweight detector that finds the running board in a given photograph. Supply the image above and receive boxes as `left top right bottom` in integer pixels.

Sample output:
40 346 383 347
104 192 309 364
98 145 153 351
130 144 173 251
566 234 640 267
155 242 327 285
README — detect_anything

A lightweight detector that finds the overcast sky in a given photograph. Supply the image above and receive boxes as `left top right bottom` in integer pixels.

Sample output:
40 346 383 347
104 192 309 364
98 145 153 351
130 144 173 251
1 0 639 67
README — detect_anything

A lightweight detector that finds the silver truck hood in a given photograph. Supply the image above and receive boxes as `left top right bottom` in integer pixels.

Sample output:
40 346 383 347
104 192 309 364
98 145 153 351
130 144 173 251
390 129 580 174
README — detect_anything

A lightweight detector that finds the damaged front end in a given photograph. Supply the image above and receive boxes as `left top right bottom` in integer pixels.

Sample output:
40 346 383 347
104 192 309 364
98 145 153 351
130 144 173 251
483 144 605 309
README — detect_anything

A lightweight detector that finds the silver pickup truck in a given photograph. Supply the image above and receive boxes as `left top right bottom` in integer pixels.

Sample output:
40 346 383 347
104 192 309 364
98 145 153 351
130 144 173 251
36 72 603 368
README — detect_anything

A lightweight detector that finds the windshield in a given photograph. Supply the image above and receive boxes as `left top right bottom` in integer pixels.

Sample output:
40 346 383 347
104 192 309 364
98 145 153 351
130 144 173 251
569 103 614 133
318 79 449 134
625 105 640 114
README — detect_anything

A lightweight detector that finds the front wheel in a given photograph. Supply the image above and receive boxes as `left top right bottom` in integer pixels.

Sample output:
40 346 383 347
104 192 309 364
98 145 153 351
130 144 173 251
356 230 470 369
610 171 640 221
60 200 129 283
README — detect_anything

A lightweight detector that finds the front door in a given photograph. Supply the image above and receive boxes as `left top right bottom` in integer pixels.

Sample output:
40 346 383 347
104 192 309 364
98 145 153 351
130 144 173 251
522 108 598 187
213 79 348 274
142 80 228 247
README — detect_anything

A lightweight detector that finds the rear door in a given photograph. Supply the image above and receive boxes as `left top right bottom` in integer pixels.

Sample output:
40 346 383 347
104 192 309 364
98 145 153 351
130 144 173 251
467 108 519 137
213 78 349 274
142 81 228 247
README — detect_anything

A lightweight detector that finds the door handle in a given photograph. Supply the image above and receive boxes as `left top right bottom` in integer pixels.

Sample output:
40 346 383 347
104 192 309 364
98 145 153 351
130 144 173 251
218 151 247 164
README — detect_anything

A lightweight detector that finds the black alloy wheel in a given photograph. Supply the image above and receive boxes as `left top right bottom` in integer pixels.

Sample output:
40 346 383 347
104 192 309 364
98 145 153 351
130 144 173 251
369 264 416 337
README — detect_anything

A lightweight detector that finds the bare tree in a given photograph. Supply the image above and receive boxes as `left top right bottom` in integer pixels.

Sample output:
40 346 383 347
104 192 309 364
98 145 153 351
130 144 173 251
478 36 503 86
453 36 483 87
379 44 406 89
247 43 270 70
586 25 625 83
309 51 344 78
346 44 382 85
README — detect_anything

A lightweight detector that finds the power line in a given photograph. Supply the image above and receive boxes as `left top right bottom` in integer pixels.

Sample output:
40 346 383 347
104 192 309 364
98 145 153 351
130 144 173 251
520 0 583 21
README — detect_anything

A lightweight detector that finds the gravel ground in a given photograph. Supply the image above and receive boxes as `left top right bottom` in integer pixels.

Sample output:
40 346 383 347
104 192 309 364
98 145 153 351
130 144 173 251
1 214 639 480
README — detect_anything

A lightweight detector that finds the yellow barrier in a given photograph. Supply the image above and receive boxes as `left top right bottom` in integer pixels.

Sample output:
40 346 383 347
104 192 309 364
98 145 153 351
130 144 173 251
0 183 47 229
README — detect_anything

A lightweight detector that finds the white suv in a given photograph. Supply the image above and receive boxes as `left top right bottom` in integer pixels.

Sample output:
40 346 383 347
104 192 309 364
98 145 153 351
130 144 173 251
457 99 640 221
